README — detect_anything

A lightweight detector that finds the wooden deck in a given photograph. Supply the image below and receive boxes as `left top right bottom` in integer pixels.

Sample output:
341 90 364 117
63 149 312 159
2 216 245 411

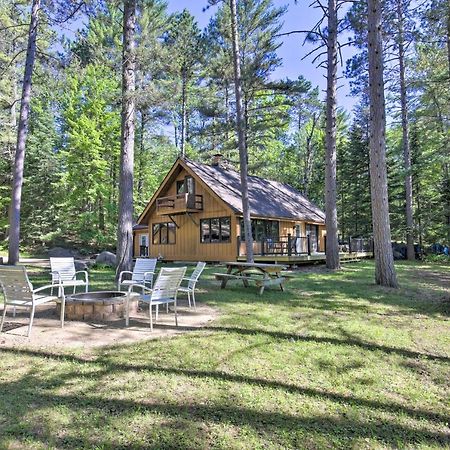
237 251 373 264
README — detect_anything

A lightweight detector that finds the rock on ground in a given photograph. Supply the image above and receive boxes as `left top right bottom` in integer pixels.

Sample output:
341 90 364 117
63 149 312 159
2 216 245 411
48 247 77 258
96 251 117 267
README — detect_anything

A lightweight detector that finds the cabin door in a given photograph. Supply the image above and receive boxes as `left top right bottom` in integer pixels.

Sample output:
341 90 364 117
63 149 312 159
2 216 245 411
139 234 149 257
306 224 319 253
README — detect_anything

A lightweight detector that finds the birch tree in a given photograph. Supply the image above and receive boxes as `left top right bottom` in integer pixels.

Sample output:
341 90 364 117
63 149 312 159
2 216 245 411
367 0 398 287
116 0 136 276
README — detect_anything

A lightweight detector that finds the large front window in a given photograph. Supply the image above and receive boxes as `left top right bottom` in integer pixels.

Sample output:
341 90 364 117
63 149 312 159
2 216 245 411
152 222 176 244
240 219 279 241
201 217 231 243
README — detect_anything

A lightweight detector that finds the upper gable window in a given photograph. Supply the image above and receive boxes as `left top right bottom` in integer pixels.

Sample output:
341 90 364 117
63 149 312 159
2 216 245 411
176 180 185 194
176 176 195 195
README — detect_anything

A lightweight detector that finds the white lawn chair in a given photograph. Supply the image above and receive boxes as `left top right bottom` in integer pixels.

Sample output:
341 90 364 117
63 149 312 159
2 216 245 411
0 265 66 337
50 257 88 295
118 258 157 292
125 266 186 331
178 262 206 310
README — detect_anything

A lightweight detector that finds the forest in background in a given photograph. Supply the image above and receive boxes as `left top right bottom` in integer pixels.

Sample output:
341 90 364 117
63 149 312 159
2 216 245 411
0 0 449 253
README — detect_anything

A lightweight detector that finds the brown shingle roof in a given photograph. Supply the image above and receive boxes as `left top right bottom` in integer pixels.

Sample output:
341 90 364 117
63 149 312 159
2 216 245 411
184 158 325 223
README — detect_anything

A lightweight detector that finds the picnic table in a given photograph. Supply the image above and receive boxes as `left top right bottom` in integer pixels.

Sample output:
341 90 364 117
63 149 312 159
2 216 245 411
213 262 289 295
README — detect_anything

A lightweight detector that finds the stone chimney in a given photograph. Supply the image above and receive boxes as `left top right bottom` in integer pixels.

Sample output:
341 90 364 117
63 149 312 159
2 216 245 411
211 153 223 167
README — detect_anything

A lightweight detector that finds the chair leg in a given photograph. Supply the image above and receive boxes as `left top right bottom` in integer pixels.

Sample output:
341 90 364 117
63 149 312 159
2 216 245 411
125 293 130 327
187 291 191 308
149 304 153 331
0 305 7 332
13 306 16 318
192 290 196 310
72 285 76 295
174 300 178 327
28 305 36 337
155 305 159 322
60 297 66 328
85 283 88 293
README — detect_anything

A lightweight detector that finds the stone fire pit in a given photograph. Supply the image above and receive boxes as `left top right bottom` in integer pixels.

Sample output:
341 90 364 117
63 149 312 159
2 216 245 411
57 291 139 322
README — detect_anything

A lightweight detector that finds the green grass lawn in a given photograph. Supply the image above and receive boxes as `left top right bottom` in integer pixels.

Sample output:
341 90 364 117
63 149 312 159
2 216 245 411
0 261 449 449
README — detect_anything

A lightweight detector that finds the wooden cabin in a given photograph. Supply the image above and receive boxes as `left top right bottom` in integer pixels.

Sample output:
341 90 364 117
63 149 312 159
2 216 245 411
133 156 327 262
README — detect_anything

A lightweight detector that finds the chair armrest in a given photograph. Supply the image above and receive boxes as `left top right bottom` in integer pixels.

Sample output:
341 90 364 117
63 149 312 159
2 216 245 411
143 271 155 280
50 271 62 282
182 277 192 282
33 284 64 295
127 284 152 293
118 270 133 284
74 270 89 283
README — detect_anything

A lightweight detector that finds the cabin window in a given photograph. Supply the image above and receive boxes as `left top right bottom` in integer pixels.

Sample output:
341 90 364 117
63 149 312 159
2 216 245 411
240 219 279 241
176 180 185 194
176 176 195 194
152 222 176 245
200 217 231 243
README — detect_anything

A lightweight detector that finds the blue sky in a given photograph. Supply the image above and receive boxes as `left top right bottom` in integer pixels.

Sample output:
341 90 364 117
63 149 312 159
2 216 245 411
166 0 358 113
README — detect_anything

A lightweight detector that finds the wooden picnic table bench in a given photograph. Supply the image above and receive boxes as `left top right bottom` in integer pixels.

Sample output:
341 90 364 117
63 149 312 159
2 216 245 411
214 262 289 295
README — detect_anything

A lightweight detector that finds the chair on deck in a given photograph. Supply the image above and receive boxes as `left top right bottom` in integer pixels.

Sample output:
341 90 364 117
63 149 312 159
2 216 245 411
178 262 206 310
117 258 157 293
125 266 186 331
0 265 66 337
50 257 88 295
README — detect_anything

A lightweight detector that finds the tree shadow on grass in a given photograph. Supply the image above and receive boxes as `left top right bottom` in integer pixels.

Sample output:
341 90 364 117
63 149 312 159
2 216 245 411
122 323 449 363
1 346 449 436
0 363 449 449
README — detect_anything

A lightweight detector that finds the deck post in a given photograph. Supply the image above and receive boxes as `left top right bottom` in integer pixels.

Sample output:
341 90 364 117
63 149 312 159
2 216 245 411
324 236 327 254
237 235 241 257
348 236 352 254
287 234 292 257
261 238 265 256
307 235 311 255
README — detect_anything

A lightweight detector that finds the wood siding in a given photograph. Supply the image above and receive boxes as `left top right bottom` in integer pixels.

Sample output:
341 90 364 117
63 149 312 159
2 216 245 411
141 167 237 262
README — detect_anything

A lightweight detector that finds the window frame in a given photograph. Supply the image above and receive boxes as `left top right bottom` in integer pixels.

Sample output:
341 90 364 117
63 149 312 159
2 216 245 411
152 222 176 245
200 216 231 244
240 219 280 241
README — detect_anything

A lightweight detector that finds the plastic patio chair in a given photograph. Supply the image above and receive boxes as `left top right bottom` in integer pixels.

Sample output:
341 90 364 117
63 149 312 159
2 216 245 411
118 258 157 292
178 261 206 310
125 266 187 331
50 257 88 295
0 265 66 337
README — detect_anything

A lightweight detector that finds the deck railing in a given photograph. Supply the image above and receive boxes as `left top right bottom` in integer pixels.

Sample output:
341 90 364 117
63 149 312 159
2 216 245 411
338 236 374 253
139 245 149 257
238 234 374 257
156 193 203 215
237 235 315 257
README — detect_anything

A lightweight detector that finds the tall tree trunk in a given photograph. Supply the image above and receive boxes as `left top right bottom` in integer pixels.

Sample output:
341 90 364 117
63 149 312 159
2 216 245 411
367 0 399 287
137 111 146 198
8 0 40 265
230 0 254 262
116 0 136 277
180 69 187 156
325 0 340 269
397 0 414 260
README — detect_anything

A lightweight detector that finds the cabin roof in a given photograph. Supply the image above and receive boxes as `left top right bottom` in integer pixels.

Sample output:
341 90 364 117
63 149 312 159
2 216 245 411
184 158 325 223
137 157 326 225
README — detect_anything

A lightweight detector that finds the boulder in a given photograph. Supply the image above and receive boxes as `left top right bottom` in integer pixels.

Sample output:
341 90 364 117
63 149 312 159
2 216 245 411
48 247 75 258
74 260 90 271
96 251 116 267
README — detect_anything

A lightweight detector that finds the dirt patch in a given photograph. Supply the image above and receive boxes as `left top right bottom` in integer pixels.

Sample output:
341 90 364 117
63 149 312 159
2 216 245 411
0 299 218 350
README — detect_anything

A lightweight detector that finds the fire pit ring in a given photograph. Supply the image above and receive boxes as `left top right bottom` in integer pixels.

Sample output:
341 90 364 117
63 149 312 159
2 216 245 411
56 291 139 322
